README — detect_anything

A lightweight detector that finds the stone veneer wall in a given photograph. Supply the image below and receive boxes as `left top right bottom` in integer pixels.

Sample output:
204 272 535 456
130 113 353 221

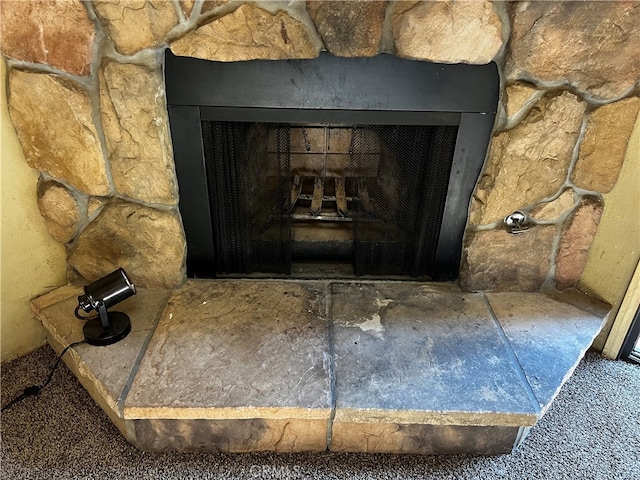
1 0 638 291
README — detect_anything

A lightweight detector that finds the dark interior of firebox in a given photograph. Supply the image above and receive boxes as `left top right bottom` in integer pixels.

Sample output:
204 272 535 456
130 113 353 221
200 120 458 279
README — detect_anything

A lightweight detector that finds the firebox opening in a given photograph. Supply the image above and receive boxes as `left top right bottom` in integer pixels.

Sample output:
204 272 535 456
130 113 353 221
200 120 458 278
165 51 499 281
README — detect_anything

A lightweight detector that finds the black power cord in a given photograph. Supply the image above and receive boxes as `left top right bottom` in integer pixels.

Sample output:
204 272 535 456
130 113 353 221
1 340 87 413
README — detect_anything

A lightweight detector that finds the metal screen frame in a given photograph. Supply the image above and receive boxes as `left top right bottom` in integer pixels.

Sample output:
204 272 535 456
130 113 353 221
165 51 499 280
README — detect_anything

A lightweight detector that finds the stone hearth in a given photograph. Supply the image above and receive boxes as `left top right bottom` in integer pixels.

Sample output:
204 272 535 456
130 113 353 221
32 281 607 454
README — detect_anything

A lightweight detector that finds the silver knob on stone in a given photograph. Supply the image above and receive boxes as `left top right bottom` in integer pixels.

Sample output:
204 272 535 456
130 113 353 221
504 210 530 234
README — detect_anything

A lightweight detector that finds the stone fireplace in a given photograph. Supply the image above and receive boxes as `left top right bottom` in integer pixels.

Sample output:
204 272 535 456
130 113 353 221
3 0 639 454
2 0 638 292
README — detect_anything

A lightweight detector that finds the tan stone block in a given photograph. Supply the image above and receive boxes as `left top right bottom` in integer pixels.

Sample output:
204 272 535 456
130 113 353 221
330 421 518 454
0 0 94 75
307 0 387 57
30 285 83 317
8 70 110 196
392 0 503 64
88 198 103 217
37 180 82 243
556 197 604 291
460 226 556 292
133 418 328 452
505 82 539 119
506 1 640 99
474 92 586 224
170 4 321 61
572 97 640 194
531 190 575 222
180 0 226 18
180 0 195 17
68 202 186 289
94 0 179 55
99 62 177 205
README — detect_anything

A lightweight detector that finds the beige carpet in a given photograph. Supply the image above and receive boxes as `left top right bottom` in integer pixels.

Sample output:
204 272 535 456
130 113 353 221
1 346 638 480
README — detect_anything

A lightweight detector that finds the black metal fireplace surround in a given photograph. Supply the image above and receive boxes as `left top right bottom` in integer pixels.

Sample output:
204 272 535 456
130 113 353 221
165 51 498 280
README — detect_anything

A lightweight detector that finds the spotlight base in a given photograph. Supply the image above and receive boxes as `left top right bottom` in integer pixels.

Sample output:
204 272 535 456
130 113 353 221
83 311 131 346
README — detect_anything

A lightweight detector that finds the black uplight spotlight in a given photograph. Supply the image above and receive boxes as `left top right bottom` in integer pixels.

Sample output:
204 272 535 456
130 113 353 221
74 268 136 346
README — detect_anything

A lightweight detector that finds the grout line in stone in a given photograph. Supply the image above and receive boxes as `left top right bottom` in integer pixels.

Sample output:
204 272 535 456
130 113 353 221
324 281 337 452
542 109 592 291
481 293 541 416
503 89 547 132
541 221 564 293
565 109 591 187
505 74 638 107
172 0 187 23
116 290 172 417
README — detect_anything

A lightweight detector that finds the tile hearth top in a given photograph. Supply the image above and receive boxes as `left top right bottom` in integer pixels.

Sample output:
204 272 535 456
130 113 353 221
330 283 538 425
126 281 331 420
32 279 607 454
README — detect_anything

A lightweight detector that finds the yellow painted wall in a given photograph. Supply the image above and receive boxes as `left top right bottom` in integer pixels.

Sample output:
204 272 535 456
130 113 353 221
579 111 640 351
0 58 67 362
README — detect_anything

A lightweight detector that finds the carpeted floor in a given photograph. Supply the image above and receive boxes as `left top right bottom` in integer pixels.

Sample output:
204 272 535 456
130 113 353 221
1 346 638 480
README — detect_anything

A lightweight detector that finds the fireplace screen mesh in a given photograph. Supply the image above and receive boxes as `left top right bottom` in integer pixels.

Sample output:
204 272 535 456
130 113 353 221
201 122 292 274
201 121 458 278
351 125 458 276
